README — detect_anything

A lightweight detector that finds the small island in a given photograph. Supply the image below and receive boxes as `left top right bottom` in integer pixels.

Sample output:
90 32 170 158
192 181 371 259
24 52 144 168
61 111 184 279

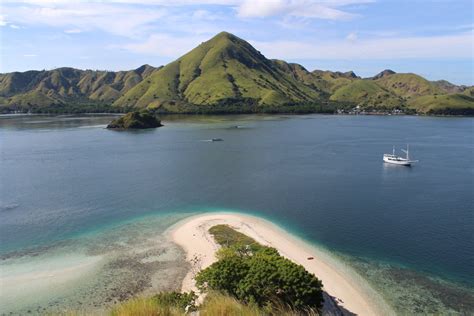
106 111 163 129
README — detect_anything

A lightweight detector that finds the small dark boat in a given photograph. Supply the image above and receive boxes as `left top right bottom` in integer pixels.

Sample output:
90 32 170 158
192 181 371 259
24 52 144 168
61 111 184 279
211 138 223 142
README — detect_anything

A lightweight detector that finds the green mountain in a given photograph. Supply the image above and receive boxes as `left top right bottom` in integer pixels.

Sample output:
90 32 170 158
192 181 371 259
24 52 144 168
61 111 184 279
408 94 474 115
272 60 358 94
1 31 472 115
375 73 442 98
330 80 403 109
0 65 158 109
329 72 473 114
431 80 469 94
372 69 396 80
113 32 322 110
463 86 474 97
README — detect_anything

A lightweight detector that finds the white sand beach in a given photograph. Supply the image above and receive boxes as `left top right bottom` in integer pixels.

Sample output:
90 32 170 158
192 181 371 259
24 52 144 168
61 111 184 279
169 212 394 316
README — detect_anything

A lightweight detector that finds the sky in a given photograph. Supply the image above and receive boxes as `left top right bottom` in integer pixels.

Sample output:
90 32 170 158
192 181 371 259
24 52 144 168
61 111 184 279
0 0 472 85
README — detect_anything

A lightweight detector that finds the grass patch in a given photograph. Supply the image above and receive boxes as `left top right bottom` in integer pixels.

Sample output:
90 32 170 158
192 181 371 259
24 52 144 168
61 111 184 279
209 224 261 249
109 291 195 316
109 297 182 316
200 291 264 316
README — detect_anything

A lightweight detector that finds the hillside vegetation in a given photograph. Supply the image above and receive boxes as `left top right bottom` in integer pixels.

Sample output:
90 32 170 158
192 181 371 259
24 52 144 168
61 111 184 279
330 80 403 109
408 94 474 115
375 73 442 98
1 32 472 115
0 65 157 112
114 32 321 110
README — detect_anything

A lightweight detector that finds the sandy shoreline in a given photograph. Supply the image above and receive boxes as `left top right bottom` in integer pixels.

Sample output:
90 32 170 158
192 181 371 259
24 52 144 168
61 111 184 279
168 212 394 316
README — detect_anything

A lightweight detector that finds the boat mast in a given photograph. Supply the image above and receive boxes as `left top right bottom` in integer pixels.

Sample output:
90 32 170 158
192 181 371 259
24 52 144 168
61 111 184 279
406 144 409 160
392 145 395 156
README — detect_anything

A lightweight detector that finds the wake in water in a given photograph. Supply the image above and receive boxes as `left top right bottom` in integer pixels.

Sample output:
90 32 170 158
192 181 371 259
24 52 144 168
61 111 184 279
0 203 20 212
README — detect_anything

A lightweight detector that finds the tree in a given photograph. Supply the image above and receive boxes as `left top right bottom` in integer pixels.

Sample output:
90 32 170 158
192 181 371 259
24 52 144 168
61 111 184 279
196 246 324 312
195 254 249 298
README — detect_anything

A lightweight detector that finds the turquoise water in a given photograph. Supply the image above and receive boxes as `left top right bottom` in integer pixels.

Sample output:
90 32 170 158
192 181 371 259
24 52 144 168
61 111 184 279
0 114 473 314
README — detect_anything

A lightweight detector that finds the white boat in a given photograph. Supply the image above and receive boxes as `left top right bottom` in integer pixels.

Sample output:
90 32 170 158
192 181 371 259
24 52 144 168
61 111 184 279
383 145 418 166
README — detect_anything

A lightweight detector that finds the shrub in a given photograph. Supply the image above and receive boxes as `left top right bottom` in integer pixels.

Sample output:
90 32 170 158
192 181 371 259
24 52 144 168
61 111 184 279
196 226 324 312
153 291 197 312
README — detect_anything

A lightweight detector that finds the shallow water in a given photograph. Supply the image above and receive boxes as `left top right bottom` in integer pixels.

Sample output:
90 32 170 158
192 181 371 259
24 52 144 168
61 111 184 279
0 212 190 314
0 114 473 314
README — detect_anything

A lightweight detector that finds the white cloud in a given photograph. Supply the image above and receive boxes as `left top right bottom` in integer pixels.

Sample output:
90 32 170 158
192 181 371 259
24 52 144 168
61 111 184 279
2 0 373 36
251 31 473 60
122 33 208 57
192 9 221 20
2 0 240 5
346 32 357 41
2 3 168 38
236 0 372 20
64 28 82 33
237 0 288 18
0 15 8 26
9 24 21 29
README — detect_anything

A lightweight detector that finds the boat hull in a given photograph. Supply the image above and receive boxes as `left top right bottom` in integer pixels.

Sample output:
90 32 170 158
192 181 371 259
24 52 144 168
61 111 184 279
383 156 411 166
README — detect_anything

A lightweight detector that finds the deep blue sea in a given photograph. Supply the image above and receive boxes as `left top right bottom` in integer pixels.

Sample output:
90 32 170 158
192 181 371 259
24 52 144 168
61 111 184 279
0 114 473 314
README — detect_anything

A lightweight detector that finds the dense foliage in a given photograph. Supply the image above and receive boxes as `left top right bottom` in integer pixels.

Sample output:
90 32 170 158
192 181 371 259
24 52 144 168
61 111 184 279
107 110 163 129
153 291 197 312
196 225 324 312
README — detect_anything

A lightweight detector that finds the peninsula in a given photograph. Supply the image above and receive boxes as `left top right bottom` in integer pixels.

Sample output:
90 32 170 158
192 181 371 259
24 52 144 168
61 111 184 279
168 212 394 316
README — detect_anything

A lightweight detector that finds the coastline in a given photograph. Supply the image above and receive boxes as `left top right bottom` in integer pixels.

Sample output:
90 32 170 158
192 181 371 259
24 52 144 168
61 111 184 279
168 212 395 316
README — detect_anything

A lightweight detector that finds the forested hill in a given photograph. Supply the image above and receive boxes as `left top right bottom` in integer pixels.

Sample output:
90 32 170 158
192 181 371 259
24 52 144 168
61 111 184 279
1 32 473 115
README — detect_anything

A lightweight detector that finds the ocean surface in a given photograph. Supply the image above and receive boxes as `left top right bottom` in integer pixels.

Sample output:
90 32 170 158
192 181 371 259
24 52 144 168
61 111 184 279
0 114 473 314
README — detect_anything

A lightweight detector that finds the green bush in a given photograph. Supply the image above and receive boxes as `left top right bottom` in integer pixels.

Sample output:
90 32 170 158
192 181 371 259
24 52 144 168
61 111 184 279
196 226 324 312
153 291 197 312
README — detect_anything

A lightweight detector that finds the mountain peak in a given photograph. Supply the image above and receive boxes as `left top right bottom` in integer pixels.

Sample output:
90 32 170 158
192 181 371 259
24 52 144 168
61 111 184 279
214 31 236 39
373 69 396 79
177 30 270 72
113 31 320 108
204 31 252 52
344 71 359 79
135 64 154 74
205 31 243 45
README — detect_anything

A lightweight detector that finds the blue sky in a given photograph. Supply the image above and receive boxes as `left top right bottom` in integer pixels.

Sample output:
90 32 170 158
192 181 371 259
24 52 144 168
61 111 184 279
1 0 472 84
